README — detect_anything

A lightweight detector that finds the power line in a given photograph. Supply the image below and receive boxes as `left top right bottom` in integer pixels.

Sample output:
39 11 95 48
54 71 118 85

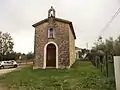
98 7 120 37
91 7 120 48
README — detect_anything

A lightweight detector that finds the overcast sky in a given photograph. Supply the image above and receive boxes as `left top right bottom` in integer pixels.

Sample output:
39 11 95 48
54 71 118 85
0 0 120 54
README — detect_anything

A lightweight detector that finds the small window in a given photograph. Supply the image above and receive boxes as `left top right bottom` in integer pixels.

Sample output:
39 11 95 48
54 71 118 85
48 28 55 38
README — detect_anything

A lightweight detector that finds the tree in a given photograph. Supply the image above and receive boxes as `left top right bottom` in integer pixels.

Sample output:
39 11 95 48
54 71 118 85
113 36 120 56
2 32 14 55
26 52 34 60
90 36 120 76
0 31 14 61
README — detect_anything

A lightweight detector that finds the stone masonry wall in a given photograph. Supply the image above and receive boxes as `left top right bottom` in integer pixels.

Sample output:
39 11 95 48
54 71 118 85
54 21 70 68
69 25 76 67
33 20 70 69
33 22 48 69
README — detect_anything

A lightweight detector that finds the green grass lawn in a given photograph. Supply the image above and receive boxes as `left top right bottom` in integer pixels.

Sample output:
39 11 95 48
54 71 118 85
0 61 115 90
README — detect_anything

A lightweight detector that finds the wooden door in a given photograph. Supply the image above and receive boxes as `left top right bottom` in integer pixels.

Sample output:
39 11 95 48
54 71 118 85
46 44 56 67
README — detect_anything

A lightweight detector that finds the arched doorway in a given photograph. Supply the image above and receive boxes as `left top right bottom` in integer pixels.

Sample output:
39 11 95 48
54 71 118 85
46 43 56 67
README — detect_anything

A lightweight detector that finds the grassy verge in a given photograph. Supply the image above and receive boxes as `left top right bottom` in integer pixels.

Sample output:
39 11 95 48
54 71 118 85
0 61 115 90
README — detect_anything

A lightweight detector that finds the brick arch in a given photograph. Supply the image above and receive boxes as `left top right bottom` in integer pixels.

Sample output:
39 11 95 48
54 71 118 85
44 42 58 69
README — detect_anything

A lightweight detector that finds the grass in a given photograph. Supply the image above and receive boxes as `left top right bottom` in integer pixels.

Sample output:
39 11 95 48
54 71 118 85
0 61 115 90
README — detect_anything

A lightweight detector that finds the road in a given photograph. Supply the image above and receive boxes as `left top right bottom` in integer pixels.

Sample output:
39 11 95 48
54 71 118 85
0 64 29 76
0 68 17 76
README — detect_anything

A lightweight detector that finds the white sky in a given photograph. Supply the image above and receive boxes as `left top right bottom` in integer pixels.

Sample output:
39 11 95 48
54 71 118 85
0 0 120 54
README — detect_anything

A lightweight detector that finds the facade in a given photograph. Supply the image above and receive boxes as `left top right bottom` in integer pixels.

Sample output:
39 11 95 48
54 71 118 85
32 6 76 69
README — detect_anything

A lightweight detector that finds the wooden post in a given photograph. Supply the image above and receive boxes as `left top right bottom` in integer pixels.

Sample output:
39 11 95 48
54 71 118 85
105 52 108 77
114 56 120 90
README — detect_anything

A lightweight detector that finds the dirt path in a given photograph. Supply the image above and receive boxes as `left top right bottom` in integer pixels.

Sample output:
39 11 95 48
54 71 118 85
0 64 29 76
0 83 7 90
0 65 30 90
0 68 17 76
0 68 18 90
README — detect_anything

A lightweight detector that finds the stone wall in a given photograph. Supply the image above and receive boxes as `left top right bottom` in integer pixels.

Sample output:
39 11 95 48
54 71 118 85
69 25 76 67
33 22 48 69
33 20 70 69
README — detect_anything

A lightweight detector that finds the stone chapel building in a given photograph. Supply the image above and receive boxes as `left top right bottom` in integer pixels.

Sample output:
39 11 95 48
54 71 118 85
32 6 76 69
